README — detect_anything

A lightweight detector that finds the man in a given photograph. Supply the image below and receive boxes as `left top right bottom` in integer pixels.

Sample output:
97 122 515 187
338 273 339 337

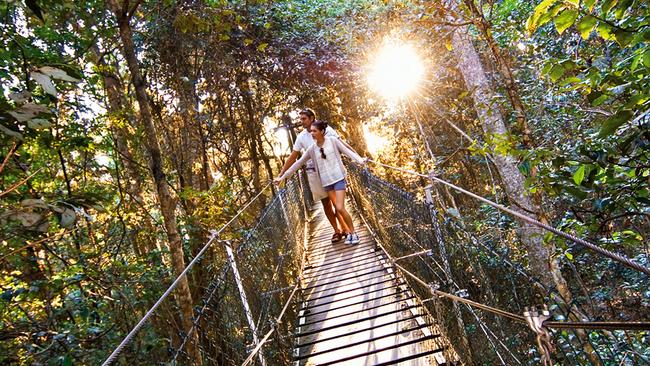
278 108 349 243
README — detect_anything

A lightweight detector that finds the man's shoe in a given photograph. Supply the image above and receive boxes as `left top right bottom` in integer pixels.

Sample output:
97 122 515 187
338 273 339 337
349 233 360 245
344 233 353 245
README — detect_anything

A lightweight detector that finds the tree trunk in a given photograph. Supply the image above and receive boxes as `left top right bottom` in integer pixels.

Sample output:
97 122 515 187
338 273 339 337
462 0 533 147
451 27 559 289
450 18 603 366
106 0 200 361
456 4 603 364
88 45 157 256
238 77 262 192
174 78 215 299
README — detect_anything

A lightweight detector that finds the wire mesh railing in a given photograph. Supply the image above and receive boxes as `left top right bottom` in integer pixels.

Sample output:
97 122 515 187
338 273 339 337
169 172 311 365
102 171 312 365
346 163 650 365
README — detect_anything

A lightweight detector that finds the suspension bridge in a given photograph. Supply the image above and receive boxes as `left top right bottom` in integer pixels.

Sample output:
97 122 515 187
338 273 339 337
102 160 650 365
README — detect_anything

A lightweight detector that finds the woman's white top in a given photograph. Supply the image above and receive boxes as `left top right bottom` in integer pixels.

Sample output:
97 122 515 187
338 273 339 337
292 126 339 170
279 136 364 186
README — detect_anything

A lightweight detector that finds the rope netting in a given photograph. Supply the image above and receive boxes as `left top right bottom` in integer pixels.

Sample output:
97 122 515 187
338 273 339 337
102 172 312 365
346 163 650 365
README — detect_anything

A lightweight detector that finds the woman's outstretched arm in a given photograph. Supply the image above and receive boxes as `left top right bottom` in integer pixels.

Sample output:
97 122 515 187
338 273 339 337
333 138 365 165
274 146 313 184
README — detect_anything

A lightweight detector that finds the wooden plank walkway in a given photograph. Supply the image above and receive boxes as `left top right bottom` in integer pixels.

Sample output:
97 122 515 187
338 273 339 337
294 203 452 366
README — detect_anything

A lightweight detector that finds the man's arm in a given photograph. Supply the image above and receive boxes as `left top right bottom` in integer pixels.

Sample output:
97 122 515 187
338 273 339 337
279 150 300 176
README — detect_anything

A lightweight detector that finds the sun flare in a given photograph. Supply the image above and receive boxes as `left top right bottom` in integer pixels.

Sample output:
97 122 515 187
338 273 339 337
367 42 424 100
363 123 390 156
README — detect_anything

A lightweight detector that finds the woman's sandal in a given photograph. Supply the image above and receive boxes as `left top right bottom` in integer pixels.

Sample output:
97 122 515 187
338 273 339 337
331 232 345 243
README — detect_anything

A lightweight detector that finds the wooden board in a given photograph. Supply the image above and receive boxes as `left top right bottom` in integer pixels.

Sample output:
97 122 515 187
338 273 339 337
294 202 449 366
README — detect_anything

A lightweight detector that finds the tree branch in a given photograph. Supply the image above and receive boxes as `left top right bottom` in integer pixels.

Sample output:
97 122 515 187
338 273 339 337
0 167 43 198
0 142 18 174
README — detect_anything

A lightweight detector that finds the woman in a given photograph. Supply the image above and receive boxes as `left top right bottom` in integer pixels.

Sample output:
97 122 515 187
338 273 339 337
274 121 366 245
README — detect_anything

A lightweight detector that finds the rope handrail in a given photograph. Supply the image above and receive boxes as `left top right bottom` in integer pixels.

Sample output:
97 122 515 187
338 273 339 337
358 204 650 332
347 163 649 364
101 182 273 366
366 159 650 277
397 261 650 331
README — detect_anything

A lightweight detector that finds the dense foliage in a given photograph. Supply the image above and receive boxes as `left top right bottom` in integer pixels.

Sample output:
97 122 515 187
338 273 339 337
1 0 647 364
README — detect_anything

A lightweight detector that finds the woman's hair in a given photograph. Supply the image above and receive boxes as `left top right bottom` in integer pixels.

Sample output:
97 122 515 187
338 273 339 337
312 120 327 132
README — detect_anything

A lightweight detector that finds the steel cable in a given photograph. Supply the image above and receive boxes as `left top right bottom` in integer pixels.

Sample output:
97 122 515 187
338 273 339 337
350 164 650 331
101 182 273 366
367 159 650 277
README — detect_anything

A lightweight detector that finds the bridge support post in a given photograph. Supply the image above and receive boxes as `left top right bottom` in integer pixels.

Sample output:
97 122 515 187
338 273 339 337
297 170 310 221
224 241 267 366
279 186 298 244
424 182 474 364
424 184 453 281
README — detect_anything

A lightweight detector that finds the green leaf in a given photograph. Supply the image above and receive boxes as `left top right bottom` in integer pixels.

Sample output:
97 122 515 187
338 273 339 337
587 90 602 104
27 118 51 129
576 15 597 39
536 4 565 30
573 165 586 185
601 0 618 14
59 208 76 228
518 160 531 175
565 186 588 199
8 103 49 122
592 93 610 106
526 0 559 33
584 0 597 11
549 64 565 82
554 9 578 34
631 52 643 71
62 355 73 366
38 66 81 82
596 22 616 41
565 251 574 260
0 124 23 140
613 29 635 48
21 199 48 209
614 0 633 19
257 43 268 52
599 109 633 137
623 93 648 108
559 76 581 86
8 91 31 103
30 72 57 96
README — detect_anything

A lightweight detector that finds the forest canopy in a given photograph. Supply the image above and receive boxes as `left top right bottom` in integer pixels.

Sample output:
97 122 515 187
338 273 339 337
0 0 648 364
